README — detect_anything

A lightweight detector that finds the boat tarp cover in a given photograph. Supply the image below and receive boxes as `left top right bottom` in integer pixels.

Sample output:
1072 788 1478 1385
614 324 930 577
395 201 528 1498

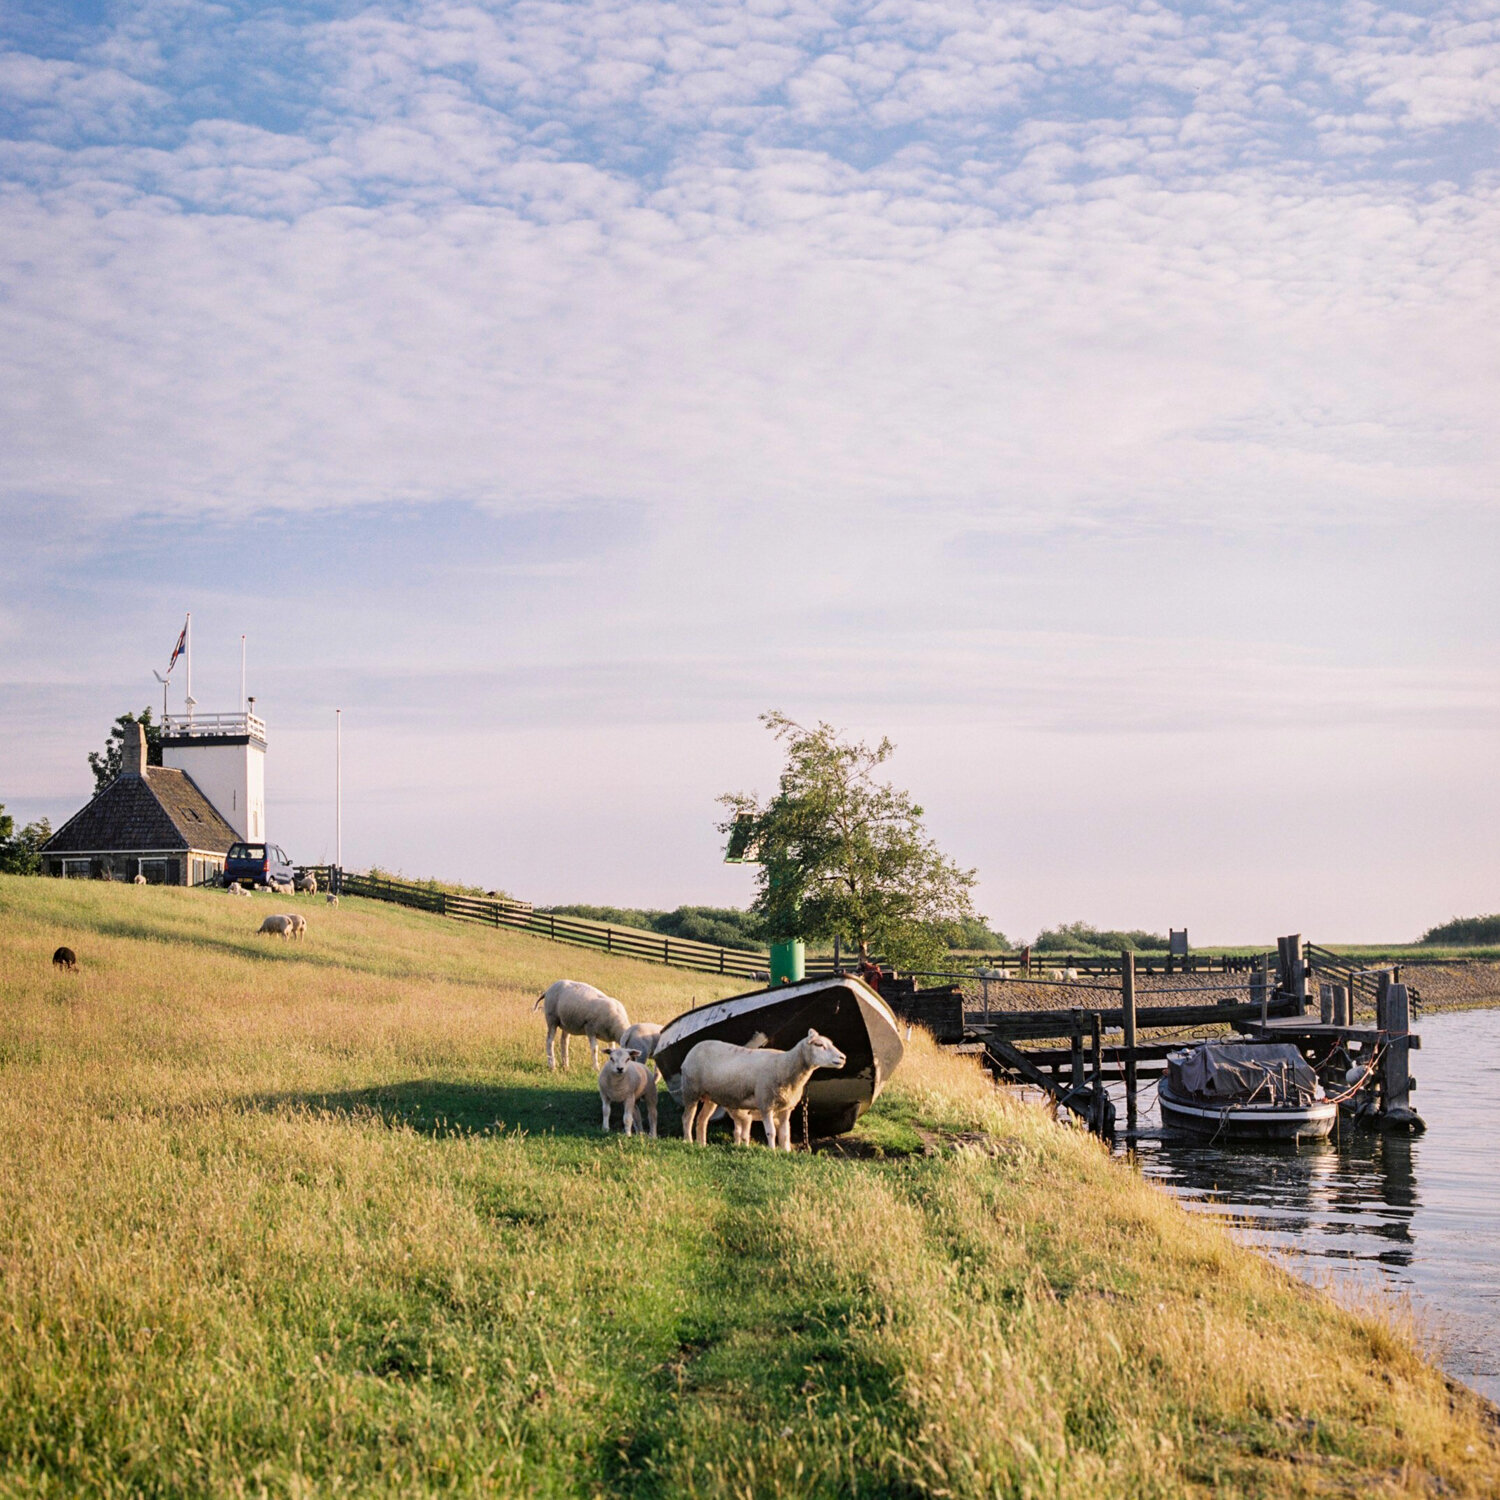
1175 1043 1318 1104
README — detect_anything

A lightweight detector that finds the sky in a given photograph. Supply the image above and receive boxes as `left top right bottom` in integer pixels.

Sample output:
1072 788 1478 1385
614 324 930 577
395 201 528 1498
1 0 1497 944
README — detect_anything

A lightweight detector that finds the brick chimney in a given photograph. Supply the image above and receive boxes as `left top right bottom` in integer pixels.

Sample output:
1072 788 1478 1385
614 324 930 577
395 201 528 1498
122 721 147 777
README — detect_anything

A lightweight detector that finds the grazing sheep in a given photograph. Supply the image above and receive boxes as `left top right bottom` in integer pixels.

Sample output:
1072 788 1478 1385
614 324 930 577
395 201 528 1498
258 914 294 940
52 946 77 972
132 873 146 885
294 871 318 894
285 912 307 940
1051 968 1080 982
680 1029 847 1151
619 1021 663 1062
326 893 339 907
597 1045 658 1137
532 980 630 1070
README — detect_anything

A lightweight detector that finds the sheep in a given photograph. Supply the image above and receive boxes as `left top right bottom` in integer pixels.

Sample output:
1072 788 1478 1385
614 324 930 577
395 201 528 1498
1051 968 1079 982
52 946 77 972
531 980 630 1070
326 893 339 907
597 1045 658 1137
680 1029 847 1151
294 871 318 894
285 912 307 940
258 914 294 940
132 873 146 885
226 881 251 898
619 1021 663 1062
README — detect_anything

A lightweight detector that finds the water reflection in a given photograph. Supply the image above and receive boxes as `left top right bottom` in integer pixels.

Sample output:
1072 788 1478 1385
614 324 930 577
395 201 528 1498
1111 1007 1499 1404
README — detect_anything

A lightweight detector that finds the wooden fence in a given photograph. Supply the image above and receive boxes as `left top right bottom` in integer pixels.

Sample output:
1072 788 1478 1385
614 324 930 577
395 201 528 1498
309 869 771 980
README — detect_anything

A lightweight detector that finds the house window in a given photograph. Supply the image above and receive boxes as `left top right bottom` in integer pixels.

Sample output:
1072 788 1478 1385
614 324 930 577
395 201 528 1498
63 859 92 879
140 860 169 885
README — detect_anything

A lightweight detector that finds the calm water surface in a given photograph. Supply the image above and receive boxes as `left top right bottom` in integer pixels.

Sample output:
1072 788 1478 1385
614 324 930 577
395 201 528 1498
1115 1006 1500 1403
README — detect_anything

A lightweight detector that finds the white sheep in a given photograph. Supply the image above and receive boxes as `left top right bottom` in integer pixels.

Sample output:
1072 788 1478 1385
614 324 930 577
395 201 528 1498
680 1029 847 1151
619 1021 663 1062
258 914 294 940
285 912 307 940
532 979 630 1070
1051 967 1080 982
132 873 146 885
294 871 318 894
326 893 339 907
597 1044 658 1137
226 881 251 897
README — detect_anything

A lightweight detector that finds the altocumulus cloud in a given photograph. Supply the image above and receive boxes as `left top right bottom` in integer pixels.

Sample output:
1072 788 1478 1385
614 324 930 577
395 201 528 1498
1 0 1498 937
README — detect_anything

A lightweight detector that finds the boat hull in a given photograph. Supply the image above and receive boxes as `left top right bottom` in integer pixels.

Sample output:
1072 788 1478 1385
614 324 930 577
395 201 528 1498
1157 1077 1337 1142
652 975 905 1137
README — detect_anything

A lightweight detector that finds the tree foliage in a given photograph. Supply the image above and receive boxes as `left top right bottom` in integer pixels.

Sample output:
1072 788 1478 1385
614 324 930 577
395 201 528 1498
719 713 980 970
89 710 163 793
1419 913 1500 946
1033 920 1169 953
0 804 51 875
542 905 764 952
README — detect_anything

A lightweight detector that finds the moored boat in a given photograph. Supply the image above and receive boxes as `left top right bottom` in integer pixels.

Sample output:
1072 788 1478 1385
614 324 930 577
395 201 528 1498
1158 1040 1336 1143
652 974 905 1137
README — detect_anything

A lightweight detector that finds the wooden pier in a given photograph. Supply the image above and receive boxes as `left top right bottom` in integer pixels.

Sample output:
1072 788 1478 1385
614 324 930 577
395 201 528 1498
879 935 1424 1140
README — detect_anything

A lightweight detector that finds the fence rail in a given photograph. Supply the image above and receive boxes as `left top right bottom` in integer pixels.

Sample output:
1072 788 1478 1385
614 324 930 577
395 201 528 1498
309 868 771 979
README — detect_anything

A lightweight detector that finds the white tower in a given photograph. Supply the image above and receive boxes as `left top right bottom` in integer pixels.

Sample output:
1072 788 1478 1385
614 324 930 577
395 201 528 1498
161 707 267 841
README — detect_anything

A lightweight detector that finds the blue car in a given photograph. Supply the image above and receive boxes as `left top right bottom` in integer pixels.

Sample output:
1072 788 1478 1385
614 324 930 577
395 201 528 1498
224 841 295 889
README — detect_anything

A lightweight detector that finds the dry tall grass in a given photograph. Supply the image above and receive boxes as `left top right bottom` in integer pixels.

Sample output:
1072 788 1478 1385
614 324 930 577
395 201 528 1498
1 875 1496 1498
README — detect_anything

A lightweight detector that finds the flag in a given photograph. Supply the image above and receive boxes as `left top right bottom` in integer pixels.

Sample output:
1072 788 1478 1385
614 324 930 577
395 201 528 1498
167 619 187 672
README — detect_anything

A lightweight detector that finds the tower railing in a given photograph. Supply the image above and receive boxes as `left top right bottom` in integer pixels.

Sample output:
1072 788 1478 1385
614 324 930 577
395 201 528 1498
163 712 266 741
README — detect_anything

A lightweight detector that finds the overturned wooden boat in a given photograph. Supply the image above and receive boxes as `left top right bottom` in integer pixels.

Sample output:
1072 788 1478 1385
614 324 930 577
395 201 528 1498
652 975 905 1137
1158 1040 1336 1143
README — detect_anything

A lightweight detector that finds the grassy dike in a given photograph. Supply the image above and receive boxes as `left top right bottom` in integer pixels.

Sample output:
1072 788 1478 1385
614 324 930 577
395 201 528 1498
0 876 1496 1498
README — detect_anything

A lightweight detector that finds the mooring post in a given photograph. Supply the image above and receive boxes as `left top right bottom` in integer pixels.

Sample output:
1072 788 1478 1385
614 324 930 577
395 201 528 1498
1319 982 1333 1025
1251 957 1268 1024
1382 982 1413 1117
1069 1011 1084 1094
1122 950 1138 1135
1333 983 1348 1027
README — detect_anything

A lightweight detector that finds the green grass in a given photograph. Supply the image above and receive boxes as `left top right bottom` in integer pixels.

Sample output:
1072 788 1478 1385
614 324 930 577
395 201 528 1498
1 875 1497 1498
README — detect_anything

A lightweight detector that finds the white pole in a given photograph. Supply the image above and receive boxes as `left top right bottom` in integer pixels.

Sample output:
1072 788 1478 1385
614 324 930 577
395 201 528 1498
185 612 193 720
240 634 247 714
335 708 342 873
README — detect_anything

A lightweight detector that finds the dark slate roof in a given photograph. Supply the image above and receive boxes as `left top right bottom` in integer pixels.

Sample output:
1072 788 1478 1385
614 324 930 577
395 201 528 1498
43 767 239 855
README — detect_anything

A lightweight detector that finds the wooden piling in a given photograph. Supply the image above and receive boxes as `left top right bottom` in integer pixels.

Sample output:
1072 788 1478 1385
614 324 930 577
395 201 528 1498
1122 950 1138 1135
1069 1012 1084 1094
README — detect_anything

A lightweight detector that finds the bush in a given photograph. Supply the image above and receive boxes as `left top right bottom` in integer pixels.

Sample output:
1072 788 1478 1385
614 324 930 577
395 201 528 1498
540 905 765 952
1034 920 1169 953
1419 914 1500 946
949 916 1012 950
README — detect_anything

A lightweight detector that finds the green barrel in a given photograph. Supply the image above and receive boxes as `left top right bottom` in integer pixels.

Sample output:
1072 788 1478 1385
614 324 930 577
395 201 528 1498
769 940 805 986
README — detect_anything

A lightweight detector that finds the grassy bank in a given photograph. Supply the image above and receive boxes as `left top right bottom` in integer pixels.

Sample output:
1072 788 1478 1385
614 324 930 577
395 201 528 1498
1 876 1496 1498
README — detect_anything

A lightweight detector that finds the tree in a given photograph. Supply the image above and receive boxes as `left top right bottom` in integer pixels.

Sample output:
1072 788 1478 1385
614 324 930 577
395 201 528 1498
0 805 51 875
88 709 162 793
718 712 981 970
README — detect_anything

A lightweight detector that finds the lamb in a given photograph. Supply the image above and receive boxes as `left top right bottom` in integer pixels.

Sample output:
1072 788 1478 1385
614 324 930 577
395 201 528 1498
531 980 630 1070
326 893 339 907
258 914 294 940
619 1021 663 1062
597 1044 658 1137
52 946 77 972
680 1029 847 1151
294 871 318 894
226 881 251 898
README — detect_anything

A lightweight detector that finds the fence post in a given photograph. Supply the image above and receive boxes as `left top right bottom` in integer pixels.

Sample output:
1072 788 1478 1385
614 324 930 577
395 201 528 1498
1122 950 1137 1136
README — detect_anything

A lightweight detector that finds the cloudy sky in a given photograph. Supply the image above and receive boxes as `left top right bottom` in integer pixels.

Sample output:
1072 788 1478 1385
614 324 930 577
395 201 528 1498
2 0 1497 943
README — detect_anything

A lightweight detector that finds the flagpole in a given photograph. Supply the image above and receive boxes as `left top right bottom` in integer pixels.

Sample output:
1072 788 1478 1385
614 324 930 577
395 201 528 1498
335 708 342 876
185 612 194 723
240 634 247 715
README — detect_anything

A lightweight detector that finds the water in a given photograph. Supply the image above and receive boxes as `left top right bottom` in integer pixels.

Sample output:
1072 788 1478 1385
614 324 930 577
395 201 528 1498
1117 1006 1500 1403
